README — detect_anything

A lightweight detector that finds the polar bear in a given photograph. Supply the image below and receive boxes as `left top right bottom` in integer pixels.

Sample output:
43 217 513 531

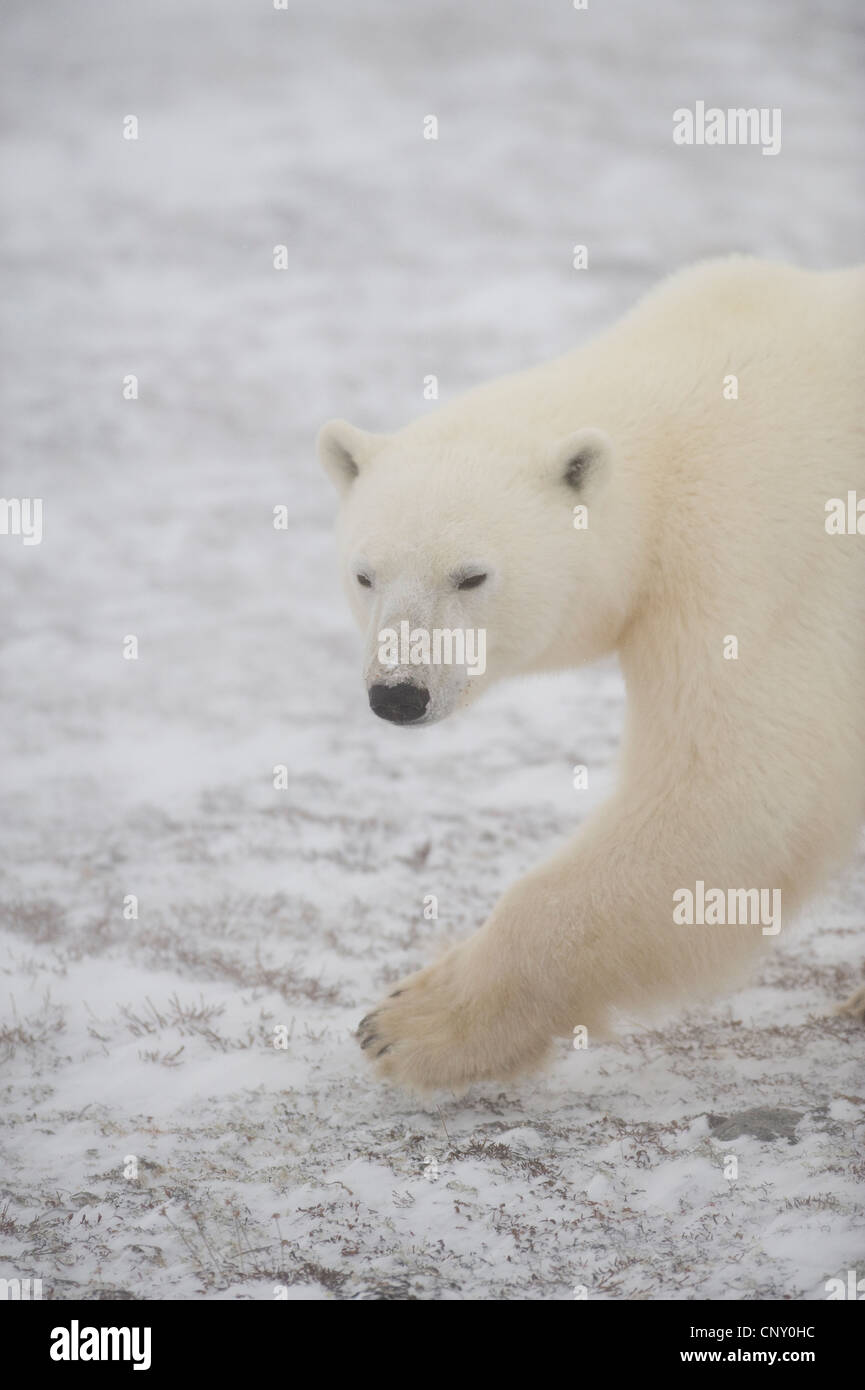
318 256 865 1092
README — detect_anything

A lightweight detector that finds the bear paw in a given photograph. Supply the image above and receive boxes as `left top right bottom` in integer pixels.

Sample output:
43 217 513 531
356 941 552 1093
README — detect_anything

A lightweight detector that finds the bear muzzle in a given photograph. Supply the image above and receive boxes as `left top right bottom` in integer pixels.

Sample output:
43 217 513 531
368 681 430 724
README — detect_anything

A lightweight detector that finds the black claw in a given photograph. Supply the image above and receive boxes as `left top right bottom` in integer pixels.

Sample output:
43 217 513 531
389 989 404 998
359 1033 379 1050
376 1044 393 1058
358 1014 374 1030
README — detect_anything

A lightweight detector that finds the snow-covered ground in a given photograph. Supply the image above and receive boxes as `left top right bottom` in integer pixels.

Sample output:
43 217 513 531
0 0 863 1300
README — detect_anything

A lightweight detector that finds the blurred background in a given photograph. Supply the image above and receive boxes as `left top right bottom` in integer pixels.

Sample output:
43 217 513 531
0 0 862 1300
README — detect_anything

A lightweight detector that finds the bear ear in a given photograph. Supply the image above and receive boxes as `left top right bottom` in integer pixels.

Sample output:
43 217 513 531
548 427 613 490
317 419 386 496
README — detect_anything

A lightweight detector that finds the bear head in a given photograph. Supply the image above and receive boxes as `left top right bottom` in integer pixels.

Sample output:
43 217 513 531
317 416 625 726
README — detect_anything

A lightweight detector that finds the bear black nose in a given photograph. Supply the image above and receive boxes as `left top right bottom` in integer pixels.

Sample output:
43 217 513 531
369 681 430 724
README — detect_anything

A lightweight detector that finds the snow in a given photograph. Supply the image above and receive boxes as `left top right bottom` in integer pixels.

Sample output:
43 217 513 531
0 0 863 1300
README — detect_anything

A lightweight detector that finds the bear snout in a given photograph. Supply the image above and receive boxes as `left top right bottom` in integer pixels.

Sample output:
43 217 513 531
368 681 430 724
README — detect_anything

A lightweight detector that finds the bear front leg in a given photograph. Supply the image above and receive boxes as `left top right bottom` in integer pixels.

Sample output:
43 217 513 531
355 807 646 1093
357 788 788 1093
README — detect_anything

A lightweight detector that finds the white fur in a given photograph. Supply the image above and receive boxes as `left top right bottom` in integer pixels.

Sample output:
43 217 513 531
319 256 865 1092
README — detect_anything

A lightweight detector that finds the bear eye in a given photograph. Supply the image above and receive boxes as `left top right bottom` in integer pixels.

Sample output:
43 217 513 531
457 573 487 590
356 573 372 588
